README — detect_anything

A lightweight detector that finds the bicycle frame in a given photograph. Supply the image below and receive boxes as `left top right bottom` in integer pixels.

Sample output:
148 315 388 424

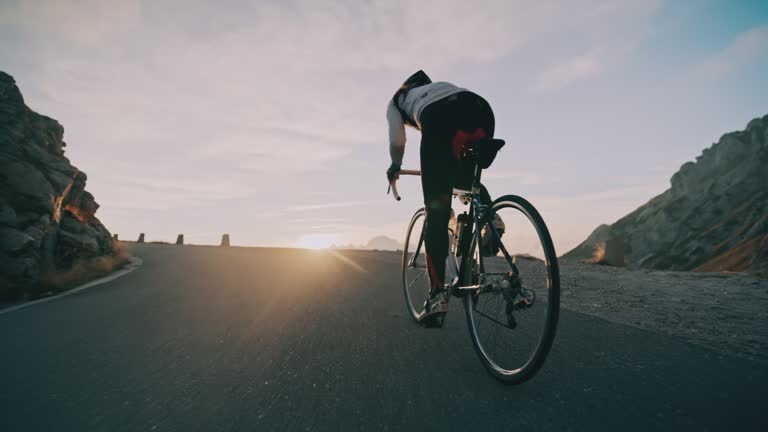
394 155 510 295
457 160 509 292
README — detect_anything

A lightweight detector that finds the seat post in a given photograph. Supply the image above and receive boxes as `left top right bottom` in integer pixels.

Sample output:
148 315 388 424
471 160 482 195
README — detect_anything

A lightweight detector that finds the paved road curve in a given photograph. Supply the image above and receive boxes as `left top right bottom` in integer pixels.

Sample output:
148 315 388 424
1 244 766 431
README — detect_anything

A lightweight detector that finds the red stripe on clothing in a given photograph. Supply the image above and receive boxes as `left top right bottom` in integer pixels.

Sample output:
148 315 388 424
451 128 488 160
425 252 443 296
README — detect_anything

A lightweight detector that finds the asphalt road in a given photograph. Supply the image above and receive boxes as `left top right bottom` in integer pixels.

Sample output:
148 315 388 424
1 243 766 431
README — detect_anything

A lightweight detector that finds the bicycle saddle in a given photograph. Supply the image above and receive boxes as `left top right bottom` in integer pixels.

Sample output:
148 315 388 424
463 138 506 169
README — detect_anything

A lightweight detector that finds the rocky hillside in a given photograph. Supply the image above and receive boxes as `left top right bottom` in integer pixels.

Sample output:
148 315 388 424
564 114 768 276
0 71 119 300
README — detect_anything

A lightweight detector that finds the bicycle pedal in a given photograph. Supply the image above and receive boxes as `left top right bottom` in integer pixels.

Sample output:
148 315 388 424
421 312 447 328
452 285 469 298
420 301 448 316
418 303 448 326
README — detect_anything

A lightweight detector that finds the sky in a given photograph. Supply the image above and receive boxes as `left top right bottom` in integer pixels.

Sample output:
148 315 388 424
1 0 767 251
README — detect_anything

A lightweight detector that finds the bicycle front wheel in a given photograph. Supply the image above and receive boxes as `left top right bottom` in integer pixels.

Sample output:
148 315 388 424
464 195 560 384
402 208 429 322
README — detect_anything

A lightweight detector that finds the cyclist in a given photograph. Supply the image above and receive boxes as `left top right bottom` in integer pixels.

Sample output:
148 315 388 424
386 70 501 321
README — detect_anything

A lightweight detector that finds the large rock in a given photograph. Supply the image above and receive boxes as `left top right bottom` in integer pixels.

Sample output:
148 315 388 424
564 114 768 276
0 204 17 227
0 71 117 300
0 160 55 214
0 227 34 253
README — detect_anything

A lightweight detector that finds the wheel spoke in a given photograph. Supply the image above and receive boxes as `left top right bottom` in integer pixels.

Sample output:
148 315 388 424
473 301 513 329
406 271 425 288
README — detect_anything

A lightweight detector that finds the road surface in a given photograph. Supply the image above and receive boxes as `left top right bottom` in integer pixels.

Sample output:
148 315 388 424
1 244 765 431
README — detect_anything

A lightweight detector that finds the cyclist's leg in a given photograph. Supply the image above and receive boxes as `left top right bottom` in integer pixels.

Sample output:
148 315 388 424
420 141 454 297
419 102 457 297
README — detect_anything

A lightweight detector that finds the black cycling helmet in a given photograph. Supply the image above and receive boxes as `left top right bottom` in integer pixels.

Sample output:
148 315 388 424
393 70 432 128
402 70 432 88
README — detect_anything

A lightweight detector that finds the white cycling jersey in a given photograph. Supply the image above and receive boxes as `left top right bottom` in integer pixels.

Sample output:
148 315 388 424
386 82 466 165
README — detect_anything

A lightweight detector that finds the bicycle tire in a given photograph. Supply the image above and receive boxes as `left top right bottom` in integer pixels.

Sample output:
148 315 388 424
463 195 560 384
402 208 428 322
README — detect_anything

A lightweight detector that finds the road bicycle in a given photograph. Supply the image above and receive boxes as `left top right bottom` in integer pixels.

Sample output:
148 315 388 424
390 138 560 384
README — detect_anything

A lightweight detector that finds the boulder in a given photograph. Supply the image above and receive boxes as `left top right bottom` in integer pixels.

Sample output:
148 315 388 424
60 213 86 234
23 224 45 249
0 227 34 254
0 160 55 214
58 230 100 256
0 204 16 227
0 252 32 278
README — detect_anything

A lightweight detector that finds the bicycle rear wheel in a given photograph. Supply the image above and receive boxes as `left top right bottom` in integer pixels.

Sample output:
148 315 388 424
463 195 560 384
402 208 429 322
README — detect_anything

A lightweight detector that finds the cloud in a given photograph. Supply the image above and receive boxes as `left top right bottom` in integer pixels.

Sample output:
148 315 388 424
534 51 604 90
698 26 768 79
92 174 254 211
528 0 661 91
287 200 378 212
536 184 667 206
0 0 143 45
483 169 559 186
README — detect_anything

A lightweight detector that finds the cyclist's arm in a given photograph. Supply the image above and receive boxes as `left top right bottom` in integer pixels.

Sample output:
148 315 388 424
386 100 406 165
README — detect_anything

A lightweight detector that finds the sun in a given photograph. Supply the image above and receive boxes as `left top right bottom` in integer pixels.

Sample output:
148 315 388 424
294 233 338 250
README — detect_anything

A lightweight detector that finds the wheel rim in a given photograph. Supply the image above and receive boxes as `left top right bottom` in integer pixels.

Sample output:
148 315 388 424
402 210 430 321
465 198 560 378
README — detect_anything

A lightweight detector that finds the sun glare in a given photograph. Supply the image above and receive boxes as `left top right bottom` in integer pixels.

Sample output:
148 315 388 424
294 233 338 250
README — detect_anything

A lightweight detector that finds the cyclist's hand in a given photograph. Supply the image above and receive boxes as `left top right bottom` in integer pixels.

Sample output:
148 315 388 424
386 162 401 183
